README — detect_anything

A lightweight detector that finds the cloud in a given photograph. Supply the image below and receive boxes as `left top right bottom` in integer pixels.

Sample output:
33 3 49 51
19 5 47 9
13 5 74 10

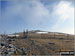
51 1 74 34
1 0 55 34
2 0 52 27
1 0 74 34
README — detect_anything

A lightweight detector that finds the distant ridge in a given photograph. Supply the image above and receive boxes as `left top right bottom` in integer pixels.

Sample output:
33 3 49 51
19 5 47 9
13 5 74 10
11 30 74 36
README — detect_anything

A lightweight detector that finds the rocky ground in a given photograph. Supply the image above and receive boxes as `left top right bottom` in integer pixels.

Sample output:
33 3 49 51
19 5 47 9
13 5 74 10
0 33 74 56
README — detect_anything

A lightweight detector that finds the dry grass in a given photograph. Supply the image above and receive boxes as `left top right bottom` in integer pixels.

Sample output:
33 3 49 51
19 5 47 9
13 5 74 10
11 33 74 55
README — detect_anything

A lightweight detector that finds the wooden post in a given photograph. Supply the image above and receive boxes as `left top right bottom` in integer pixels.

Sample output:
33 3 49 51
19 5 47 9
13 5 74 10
23 29 28 38
15 32 16 38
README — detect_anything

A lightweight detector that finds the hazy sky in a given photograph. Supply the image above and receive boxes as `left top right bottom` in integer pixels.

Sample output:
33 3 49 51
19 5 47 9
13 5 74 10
0 0 74 34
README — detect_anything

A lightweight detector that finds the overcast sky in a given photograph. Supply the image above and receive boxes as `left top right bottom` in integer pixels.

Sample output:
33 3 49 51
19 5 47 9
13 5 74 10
0 0 74 34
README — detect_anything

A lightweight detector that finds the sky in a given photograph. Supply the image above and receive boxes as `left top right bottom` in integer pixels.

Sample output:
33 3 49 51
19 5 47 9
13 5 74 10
0 0 74 34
